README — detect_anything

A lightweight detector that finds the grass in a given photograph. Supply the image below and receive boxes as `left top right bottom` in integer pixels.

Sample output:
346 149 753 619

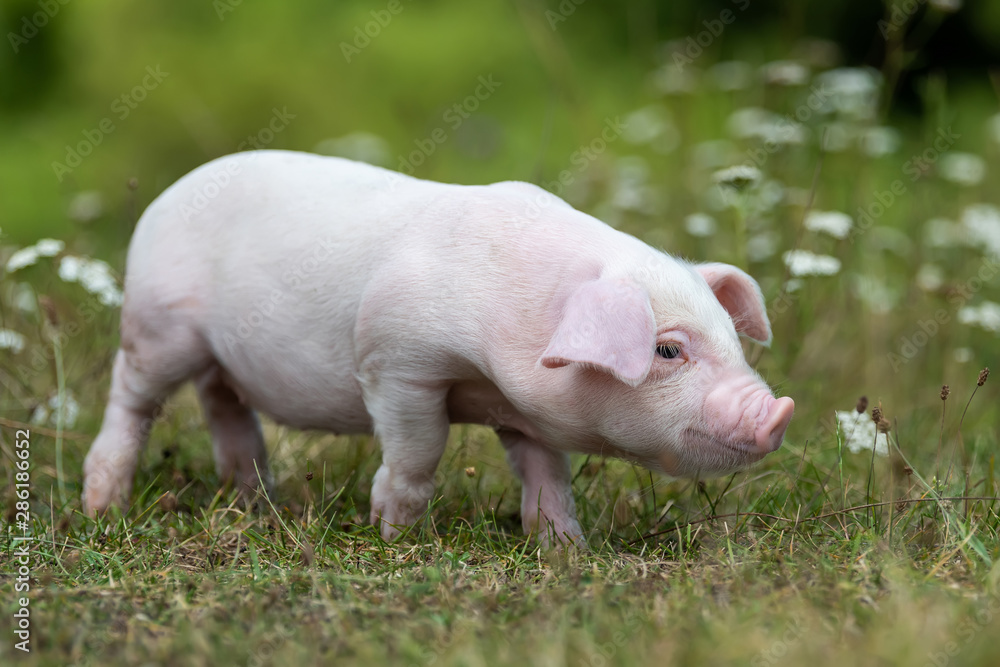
0 367 998 665
3 3 1000 665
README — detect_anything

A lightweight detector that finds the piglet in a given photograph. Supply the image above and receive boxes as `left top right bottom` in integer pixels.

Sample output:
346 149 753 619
83 150 793 546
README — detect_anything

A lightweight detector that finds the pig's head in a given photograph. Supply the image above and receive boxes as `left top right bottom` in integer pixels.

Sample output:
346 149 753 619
538 255 793 477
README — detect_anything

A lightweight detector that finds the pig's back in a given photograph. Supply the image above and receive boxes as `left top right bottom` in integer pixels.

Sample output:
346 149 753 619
123 151 447 431
121 150 639 432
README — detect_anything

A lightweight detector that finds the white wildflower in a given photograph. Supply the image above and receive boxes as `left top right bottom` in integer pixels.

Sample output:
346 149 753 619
5 238 65 272
68 191 104 223
0 329 26 353
815 68 882 119
960 204 1000 255
58 255 83 282
958 302 1000 333
59 255 124 307
804 211 853 239
915 264 945 292
782 250 841 277
709 61 752 91
29 405 48 424
760 60 809 86
34 238 65 257
712 165 763 191
859 126 900 157
13 283 36 313
31 391 81 429
684 213 717 237
727 107 806 145
836 410 889 457
939 152 986 187
5 246 41 272
783 278 803 293
98 287 125 308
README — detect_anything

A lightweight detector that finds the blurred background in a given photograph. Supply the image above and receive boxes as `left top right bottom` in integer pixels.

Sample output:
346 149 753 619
1 0 999 461
2 0 998 244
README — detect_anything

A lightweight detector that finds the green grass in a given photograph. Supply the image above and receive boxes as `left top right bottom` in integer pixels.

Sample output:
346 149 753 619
3 2 1000 665
1 366 998 665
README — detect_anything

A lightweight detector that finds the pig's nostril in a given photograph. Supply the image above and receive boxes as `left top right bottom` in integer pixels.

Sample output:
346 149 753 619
755 396 794 453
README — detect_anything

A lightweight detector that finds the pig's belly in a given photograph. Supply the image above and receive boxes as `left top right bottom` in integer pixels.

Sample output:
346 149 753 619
205 319 373 434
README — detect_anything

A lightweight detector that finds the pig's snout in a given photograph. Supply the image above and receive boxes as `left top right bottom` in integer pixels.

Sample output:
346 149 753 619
754 396 794 453
701 378 794 458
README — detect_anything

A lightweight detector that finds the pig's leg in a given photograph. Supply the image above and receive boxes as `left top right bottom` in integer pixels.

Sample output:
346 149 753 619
83 333 209 516
500 432 585 548
194 365 272 501
364 380 450 540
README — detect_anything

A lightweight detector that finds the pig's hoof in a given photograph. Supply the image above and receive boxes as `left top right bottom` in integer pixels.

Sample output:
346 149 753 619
82 441 138 517
523 513 587 550
370 465 433 540
370 497 424 541
374 515 405 541
81 472 130 518
535 529 589 551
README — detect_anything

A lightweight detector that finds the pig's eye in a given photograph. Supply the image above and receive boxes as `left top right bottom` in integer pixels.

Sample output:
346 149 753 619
656 343 681 360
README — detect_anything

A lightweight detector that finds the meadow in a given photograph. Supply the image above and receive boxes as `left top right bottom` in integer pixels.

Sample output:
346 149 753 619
2 2 1000 665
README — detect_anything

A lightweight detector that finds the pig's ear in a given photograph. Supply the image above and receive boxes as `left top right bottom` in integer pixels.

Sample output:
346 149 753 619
695 262 772 345
540 279 656 387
